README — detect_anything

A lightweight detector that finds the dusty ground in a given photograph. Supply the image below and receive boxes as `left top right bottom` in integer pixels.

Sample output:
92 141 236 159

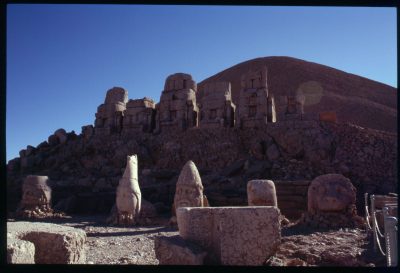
8 214 386 266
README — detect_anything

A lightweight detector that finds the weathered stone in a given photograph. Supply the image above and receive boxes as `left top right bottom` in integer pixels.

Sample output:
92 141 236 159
299 174 363 229
16 175 53 218
177 206 281 265
308 174 355 214
173 160 208 215
113 155 142 225
247 179 277 206
156 73 199 132
94 87 128 135
123 97 156 133
7 238 35 264
237 66 276 128
7 221 86 264
154 235 207 265
199 82 236 128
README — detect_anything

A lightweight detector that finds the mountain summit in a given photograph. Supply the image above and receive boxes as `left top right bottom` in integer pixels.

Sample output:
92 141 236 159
198 56 397 132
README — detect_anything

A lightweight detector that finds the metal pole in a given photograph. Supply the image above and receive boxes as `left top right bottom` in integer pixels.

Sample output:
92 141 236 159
384 207 398 267
371 195 377 252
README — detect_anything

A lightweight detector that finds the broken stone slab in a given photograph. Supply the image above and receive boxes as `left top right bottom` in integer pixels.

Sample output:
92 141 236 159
154 235 207 265
7 238 35 264
176 206 281 265
7 221 86 264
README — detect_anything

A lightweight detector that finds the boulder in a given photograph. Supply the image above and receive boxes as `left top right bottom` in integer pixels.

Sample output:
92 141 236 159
154 235 207 265
7 221 86 264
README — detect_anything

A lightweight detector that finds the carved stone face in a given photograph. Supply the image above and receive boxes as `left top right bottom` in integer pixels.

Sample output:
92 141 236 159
308 174 356 213
174 184 203 209
173 160 204 212
21 175 51 208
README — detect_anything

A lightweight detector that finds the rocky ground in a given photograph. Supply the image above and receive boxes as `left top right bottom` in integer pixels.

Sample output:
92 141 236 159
8 214 386 266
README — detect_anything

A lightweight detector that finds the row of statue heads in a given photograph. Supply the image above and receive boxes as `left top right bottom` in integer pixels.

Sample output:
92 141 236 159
16 154 362 229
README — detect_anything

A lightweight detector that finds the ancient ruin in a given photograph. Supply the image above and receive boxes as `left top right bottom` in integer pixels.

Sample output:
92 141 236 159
111 155 142 226
16 175 56 219
123 97 156 133
299 174 365 229
199 82 236 128
6 56 398 266
94 87 128 135
155 73 199 132
237 66 276 128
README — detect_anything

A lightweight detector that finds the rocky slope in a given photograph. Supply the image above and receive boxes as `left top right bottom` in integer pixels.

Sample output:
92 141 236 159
7 120 397 218
198 56 397 132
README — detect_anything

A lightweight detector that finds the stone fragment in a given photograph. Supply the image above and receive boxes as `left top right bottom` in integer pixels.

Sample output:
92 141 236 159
7 238 35 264
299 173 363 229
7 221 86 264
16 175 54 218
154 235 207 265
308 174 355 214
177 206 281 265
173 160 208 215
247 179 277 206
113 155 142 225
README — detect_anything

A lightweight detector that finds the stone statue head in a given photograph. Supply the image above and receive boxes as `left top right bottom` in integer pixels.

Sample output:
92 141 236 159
21 175 52 208
308 174 356 214
174 161 204 211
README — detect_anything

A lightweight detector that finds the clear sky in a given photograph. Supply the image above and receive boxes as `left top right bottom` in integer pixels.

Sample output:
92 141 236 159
6 4 397 161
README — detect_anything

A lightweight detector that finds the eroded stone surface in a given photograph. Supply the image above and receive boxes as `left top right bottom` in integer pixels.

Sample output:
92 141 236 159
247 179 277 206
154 235 207 265
7 221 86 264
7 238 35 264
177 206 281 265
156 73 199 132
173 160 207 215
113 155 142 225
16 175 58 219
299 174 364 229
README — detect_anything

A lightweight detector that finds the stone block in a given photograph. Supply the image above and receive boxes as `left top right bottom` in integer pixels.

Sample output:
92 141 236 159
177 206 281 265
154 235 207 265
247 180 277 206
7 238 35 264
7 221 86 264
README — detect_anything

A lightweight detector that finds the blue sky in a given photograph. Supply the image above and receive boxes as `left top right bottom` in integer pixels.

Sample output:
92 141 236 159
6 5 397 161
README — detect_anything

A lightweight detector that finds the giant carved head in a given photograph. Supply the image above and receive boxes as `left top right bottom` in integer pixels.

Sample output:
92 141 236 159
21 175 52 208
308 174 356 214
174 161 204 212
